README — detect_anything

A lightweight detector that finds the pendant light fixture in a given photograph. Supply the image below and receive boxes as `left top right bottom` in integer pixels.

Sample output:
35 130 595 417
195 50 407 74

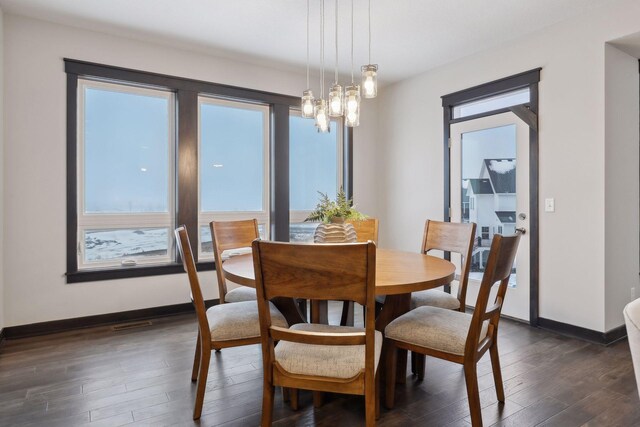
328 0 343 117
344 0 360 127
361 0 378 98
300 0 375 128
301 0 315 118
314 0 330 133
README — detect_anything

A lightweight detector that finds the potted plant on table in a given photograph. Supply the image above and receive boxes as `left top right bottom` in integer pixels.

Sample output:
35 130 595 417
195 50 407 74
305 189 367 243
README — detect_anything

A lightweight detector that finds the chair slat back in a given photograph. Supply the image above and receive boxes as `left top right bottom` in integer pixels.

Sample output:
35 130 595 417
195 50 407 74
346 218 379 245
210 219 260 303
175 226 211 342
252 241 374 305
422 220 476 309
466 233 521 353
252 240 377 374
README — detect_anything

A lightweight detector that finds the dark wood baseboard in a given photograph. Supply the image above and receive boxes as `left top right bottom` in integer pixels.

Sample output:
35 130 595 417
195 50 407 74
538 317 627 346
1 299 219 341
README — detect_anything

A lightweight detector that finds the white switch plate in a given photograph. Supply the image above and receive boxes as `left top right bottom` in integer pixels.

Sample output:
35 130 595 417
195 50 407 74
545 198 555 212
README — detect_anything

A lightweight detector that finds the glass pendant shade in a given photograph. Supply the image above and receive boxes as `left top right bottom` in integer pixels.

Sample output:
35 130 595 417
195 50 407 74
361 64 378 98
328 84 344 117
301 90 316 118
314 99 330 133
344 85 360 127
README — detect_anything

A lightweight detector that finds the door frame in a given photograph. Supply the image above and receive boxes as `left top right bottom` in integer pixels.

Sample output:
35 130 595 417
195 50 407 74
441 68 541 326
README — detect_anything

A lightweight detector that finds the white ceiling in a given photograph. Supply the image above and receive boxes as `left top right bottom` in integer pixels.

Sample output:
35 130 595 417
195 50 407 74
0 0 619 83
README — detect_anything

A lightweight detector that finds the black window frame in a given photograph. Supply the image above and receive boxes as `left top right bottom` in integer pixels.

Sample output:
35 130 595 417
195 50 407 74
65 59 353 283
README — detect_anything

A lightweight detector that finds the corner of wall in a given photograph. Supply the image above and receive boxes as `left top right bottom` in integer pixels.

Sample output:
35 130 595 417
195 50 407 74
604 43 640 331
0 6 5 334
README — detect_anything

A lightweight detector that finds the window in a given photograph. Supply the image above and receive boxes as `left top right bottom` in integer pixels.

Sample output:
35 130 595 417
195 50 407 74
198 97 269 257
77 79 175 269
65 60 351 282
289 110 343 242
481 226 490 240
452 88 530 119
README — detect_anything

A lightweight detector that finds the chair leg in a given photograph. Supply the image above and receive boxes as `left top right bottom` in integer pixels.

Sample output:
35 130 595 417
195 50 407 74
193 347 211 420
261 380 275 427
191 333 201 382
282 387 290 402
464 363 482 427
365 370 376 427
313 391 324 408
489 342 505 402
396 349 407 384
384 343 398 409
375 369 381 419
290 388 299 411
340 301 354 326
414 352 425 381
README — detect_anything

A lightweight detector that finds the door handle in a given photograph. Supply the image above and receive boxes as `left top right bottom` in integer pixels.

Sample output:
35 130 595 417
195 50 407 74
515 227 526 235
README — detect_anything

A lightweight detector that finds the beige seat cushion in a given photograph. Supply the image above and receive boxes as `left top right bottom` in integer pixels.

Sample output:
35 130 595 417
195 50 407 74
411 289 460 310
385 306 487 356
206 300 287 342
225 286 257 303
275 323 382 379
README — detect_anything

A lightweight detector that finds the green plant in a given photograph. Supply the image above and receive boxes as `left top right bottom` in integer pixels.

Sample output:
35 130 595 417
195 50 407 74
305 188 367 223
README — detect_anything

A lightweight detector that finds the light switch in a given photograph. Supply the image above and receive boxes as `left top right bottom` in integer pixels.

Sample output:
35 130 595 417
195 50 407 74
545 198 555 212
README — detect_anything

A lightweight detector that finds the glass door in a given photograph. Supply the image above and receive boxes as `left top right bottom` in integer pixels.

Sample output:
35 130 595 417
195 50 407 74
450 112 530 321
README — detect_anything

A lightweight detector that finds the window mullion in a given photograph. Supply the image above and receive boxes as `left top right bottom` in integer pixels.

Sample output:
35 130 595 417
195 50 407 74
177 90 199 260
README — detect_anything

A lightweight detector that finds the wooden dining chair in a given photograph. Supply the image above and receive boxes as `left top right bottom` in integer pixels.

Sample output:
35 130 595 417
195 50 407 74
174 226 288 420
211 219 260 304
252 240 381 427
410 220 476 377
341 218 380 326
347 218 379 244
384 233 520 427
412 220 476 311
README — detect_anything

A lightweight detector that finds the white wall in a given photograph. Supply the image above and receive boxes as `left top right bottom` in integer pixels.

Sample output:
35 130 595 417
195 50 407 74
377 0 640 332
604 44 640 331
2 14 379 327
0 6 4 333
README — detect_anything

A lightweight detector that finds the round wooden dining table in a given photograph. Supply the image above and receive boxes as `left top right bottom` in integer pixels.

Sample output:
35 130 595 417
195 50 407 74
222 248 456 333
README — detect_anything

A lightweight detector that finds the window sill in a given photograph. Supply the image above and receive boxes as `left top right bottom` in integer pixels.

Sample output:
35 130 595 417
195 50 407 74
66 261 215 283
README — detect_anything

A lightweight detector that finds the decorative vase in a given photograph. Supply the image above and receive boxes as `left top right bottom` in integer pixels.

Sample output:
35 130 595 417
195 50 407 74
313 218 357 243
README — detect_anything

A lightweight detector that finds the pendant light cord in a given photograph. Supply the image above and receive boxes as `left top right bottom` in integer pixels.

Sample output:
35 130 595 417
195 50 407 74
368 0 371 64
320 0 325 97
334 0 338 84
306 0 310 89
350 0 354 83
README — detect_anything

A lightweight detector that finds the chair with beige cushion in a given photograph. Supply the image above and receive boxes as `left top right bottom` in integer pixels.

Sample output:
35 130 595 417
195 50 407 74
624 297 640 398
384 233 520 427
411 220 476 311
175 226 288 420
252 239 381 426
211 219 261 304
410 219 476 378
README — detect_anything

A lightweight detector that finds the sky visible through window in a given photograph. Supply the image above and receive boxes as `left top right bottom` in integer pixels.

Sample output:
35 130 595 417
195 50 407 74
200 102 265 212
289 115 338 211
84 87 170 213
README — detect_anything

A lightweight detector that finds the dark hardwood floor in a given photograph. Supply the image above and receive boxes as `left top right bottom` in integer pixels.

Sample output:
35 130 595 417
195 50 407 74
0 303 638 426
